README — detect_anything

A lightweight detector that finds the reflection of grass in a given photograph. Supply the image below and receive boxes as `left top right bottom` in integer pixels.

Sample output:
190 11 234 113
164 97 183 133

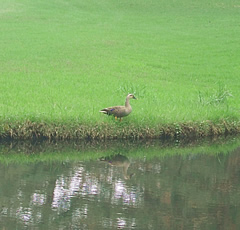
0 136 239 164
1 0 240 139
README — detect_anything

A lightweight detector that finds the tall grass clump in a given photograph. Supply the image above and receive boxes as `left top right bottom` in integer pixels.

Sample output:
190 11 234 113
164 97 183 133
198 84 233 106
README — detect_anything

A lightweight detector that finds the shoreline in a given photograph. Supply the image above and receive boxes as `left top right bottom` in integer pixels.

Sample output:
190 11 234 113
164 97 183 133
1 120 240 141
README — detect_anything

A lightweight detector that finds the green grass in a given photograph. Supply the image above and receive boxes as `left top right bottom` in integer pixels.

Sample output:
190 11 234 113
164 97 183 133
0 0 240 135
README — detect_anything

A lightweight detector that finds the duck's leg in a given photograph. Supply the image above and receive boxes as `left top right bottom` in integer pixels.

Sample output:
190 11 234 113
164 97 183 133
115 116 118 121
119 117 122 122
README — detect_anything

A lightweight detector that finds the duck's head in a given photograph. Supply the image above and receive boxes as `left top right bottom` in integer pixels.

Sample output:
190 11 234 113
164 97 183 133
128 94 137 100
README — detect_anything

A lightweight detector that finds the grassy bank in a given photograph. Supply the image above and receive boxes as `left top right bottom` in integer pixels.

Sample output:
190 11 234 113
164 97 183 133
1 120 240 140
0 0 240 139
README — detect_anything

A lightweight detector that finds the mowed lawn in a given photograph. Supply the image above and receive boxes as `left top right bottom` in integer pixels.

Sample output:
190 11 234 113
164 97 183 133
0 0 240 127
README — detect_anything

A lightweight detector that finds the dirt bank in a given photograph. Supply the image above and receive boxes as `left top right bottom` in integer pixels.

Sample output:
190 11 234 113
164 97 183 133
1 120 240 141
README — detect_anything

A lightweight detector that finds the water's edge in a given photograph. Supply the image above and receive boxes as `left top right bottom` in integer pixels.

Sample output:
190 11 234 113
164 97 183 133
1 120 240 141
1 135 240 164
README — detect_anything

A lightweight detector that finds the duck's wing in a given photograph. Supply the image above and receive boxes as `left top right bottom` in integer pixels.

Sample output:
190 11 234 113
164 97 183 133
100 106 125 115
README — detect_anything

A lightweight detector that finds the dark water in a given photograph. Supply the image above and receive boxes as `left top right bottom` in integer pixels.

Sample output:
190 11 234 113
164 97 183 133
0 141 240 230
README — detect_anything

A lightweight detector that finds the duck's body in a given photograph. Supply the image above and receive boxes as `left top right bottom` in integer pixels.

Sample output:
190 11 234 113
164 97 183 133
100 94 137 121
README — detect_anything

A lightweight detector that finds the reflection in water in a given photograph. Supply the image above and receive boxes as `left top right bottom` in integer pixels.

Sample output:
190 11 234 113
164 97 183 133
99 154 134 180
0 145 240 229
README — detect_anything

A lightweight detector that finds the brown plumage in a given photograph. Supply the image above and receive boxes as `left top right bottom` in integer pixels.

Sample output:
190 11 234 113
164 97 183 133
100 94 137 121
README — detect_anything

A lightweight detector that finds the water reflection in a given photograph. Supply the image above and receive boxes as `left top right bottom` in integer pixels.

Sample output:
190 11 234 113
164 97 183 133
99 154 134 180
0 142 240 229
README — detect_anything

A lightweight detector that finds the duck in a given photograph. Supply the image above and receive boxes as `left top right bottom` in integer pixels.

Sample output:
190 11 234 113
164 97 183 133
100 94 137 121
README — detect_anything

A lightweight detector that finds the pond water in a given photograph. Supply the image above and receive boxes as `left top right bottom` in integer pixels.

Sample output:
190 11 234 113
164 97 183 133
0 139 240 229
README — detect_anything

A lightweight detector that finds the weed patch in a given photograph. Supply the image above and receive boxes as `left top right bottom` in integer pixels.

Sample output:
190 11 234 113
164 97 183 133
198 84 233 106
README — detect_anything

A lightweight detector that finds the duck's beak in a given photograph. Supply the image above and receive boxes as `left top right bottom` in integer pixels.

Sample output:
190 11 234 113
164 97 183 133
133 96 137 100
